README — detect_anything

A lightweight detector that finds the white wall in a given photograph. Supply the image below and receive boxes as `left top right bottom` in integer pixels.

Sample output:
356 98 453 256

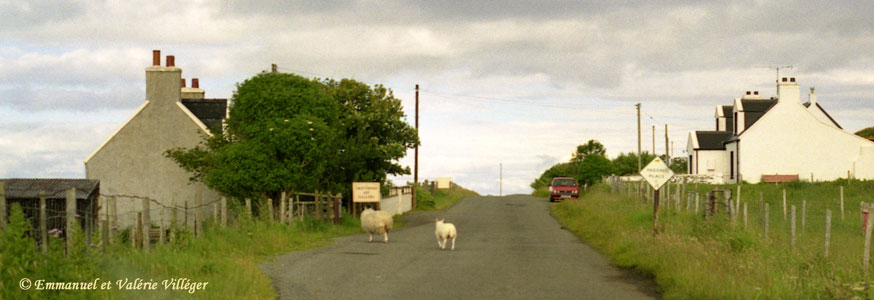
696 150 729 181
380 193 412 215
739 98 874 183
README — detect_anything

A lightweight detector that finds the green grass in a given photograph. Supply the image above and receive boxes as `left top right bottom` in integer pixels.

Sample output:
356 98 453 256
552 180 874 299
1 208 362 300
414 186 479 211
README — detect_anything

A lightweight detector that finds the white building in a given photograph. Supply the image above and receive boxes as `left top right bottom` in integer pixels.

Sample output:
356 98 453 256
687 77 874 184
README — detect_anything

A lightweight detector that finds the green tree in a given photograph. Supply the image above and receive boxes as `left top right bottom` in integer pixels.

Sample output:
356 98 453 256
578 154 615 186
856 127 874 139
571 140 607 162
167 72 339 199
668 156 688 174
530 162 579 190
319 79 420 197
611 151 656 176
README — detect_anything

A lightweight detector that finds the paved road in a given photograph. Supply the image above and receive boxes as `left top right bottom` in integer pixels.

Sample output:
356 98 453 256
261 195 658 299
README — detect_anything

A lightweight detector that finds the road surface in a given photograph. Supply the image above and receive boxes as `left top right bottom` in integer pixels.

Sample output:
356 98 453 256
261 195 658 299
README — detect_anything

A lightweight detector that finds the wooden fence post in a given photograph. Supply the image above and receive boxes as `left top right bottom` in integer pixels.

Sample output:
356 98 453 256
736 184 741 215
101 220 108 253
220 197 227 227
315 190 321 220
137 212 143 250
0 182 5 231
280 191 287 224
66 187 76 256
245 198 251 216
840 186 845 221
105 196 112 245
744 202 748 230
765 203 770 239
267 197 274 223
40 191 47 253
195 190 202 237
142 198 150 253
825 209 832 259
802 200 807 235
695 193 699 214
783 189 787 220
184 200 189 232
865 214 874 272
129 224 135 249
791 205 796 249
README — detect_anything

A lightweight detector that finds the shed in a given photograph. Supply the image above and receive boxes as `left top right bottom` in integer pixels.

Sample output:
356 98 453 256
1 178 100 237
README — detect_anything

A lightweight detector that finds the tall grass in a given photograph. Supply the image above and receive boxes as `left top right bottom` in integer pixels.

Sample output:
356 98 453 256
552 181 874 299
415 186 479 211
0 205 361 300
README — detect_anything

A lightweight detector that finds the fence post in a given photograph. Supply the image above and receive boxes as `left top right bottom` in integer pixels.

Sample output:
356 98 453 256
129 224 135 249
142 198 150 253
158 225 164 245
744 202 748 230
101 220 109 253
66 187 76 256
0 181 5 231
267 197 274 223
736 184 741 215
195 190 202 237
137 212 143 250
40 191 47 253
695 193 699 214
840 186 845 221
865 214 874 272
825 209 832 259
245 198 251 216
315 190 321 220
802 200 807 235
791 205 796 250
104 196 112 245
280 191 287 224
220 196 227 227
213 201 218 224
765 203 770 239
184 200 189 232
333 193 340 225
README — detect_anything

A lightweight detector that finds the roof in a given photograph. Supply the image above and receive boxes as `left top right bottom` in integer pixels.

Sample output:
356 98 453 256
1 178 99 200
740 99 776 131
181 99 227 132
694 131 733 150
723 105 734 132
804 101 843 129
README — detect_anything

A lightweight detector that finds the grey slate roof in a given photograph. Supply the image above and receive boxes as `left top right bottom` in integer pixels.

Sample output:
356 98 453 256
1 178 99 200
741 99 777 131
695 131 733 150
723 105 734 132
181 99 227 132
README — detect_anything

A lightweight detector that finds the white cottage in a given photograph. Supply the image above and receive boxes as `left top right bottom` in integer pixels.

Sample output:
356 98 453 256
687 77 874 184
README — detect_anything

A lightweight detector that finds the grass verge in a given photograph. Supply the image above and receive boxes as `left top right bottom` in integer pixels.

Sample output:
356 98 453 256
552 181 874 299
414 186 479 211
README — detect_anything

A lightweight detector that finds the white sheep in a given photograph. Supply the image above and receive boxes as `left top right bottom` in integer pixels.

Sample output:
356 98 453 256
434 218 457 250
360 208 393 243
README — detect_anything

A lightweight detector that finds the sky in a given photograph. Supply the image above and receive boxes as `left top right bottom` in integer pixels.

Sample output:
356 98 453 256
1 0 874 196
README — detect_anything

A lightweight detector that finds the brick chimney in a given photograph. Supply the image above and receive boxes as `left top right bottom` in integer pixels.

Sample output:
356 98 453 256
181 77 205 100
777 76 800 104
146 50 182 106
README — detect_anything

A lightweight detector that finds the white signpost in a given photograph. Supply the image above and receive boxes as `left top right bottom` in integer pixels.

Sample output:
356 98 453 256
640 157 674 235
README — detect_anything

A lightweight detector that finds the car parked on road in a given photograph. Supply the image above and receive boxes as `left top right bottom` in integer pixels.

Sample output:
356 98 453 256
548 177 579 202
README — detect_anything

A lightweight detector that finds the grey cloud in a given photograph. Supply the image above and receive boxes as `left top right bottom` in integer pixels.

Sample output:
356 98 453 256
0 0 84 29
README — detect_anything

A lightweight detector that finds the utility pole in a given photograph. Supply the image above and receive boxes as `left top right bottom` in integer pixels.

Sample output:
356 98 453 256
500 162 503 197
652 125 655 155
665 124 670 161
636 103 641 172
413 84 419 209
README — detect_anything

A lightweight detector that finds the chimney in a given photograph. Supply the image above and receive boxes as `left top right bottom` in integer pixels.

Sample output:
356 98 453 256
741 90 762 100
146 50 182 106
777 76 800 104
181 77 205 100
809 87 817 105
181 78 186 88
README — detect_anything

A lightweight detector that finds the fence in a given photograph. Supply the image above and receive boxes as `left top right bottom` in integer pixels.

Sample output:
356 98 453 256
0 182 343 255
606 176 874 271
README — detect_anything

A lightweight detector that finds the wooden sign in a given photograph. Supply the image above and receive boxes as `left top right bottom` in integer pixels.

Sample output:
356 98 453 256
353 182 380 203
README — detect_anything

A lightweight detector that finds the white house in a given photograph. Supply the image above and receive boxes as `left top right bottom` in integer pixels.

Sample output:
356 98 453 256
687 77 874 184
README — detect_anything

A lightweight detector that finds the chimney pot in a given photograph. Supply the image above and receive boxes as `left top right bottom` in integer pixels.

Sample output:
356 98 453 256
746 91 751 95
152 50 160 66
754 91 759 95
166 55 175 67
790 77 795 82
192 78 199 88
782 77 788 82
181 78 186 88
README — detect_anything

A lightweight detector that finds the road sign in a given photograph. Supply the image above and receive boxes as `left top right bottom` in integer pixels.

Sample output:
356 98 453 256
352 182 381 203
640 157 674 190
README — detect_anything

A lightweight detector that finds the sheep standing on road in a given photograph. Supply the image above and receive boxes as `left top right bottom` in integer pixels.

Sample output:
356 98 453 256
435 219 457 250
360 208 393 243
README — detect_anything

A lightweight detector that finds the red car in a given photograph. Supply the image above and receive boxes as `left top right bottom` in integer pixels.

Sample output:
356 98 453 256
548 177 579 202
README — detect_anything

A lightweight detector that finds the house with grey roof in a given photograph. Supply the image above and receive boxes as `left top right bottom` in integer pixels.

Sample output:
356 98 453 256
84 50 226 228
687 77 874 184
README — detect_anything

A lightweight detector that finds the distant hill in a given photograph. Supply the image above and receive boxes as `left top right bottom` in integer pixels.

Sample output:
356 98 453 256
857 127 874 140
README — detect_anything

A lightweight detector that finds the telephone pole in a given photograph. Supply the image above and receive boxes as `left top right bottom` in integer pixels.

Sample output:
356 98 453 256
636 103 641 172
413 84 419 209
665 124 670 161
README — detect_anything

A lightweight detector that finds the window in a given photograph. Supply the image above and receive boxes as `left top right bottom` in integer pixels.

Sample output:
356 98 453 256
730 151 735 179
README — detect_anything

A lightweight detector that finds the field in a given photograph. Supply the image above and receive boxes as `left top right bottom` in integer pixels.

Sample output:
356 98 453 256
551 180 874 299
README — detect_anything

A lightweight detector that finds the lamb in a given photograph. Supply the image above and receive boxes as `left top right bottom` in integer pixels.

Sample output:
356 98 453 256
435 218 457 250
360 208 393 243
